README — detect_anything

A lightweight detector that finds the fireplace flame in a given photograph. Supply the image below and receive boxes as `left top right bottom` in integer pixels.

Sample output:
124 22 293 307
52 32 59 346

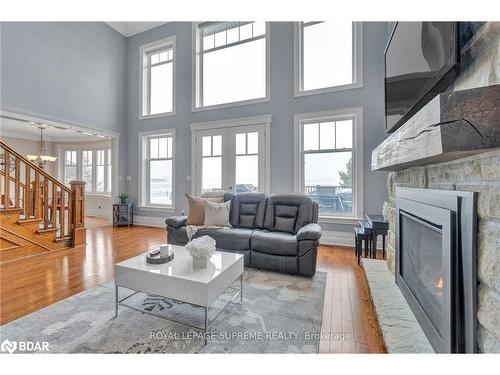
435 277 444 289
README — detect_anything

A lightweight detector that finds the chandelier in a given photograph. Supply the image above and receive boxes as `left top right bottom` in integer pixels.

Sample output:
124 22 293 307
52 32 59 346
26 126 57 168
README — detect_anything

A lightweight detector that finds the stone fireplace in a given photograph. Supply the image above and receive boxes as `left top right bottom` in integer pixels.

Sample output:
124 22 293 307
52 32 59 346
381 152 499 353
371 22 500 353
395 187 477 353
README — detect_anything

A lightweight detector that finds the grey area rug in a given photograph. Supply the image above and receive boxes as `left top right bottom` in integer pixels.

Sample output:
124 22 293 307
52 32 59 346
0 269 326 353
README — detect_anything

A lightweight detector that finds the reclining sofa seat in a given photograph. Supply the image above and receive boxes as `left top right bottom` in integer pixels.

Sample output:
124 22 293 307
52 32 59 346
165 192 321 276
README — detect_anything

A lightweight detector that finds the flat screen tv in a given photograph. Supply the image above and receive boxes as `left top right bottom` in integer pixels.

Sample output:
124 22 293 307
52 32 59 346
385 22 459 133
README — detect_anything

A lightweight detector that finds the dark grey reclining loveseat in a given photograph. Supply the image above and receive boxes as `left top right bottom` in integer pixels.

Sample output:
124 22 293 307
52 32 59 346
165 193 321 276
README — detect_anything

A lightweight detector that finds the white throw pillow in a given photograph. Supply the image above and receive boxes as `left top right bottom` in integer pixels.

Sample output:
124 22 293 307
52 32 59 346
204 200 232 227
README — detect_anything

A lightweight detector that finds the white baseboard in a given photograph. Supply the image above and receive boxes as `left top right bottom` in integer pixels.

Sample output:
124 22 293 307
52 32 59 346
86 208 112 219
320 230 384 249
320 230 353 247
133 215 166 228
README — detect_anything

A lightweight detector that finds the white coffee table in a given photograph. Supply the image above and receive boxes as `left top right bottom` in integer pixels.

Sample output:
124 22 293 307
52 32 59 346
114 244 244 344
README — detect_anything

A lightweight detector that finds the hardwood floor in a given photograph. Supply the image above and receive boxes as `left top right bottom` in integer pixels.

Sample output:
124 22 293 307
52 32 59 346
317 246 386 353
0 224 385 353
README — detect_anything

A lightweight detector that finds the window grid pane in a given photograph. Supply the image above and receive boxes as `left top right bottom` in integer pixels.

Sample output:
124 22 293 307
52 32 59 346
150 159 172 205
106 149 112 193
199 22 267 107
302 117 354 217
202 156 222 193
82 150 93 192
96 150 105 192
201 22 264 51
143 43 174 116
302 21 354 91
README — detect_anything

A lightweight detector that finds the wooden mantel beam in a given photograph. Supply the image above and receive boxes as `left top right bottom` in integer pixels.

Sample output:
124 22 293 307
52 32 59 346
371 84 500 171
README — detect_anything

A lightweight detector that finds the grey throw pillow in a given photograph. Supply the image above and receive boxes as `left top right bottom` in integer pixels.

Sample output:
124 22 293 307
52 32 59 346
204 200 232 227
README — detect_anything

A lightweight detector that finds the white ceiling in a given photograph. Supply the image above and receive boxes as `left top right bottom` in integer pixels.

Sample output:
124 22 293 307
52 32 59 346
0 117 105 143
105 22 167 37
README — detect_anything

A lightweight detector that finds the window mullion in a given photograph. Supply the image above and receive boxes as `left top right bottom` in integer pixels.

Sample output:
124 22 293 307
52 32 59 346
147 55 152 116
92 150 96 193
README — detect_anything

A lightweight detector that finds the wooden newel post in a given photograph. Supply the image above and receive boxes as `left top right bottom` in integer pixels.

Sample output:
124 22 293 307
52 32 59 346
70 180 86 246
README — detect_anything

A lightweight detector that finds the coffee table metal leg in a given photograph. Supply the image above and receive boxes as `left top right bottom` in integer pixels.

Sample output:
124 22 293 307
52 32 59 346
240 274 243 302
115 285 118 317
204 307 208 345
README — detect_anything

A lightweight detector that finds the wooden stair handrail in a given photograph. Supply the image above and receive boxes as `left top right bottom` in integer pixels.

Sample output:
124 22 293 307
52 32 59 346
1 140 86 248
0 169 26 189
1 140 71 194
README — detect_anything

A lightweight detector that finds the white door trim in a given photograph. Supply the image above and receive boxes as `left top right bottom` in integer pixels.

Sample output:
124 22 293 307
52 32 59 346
190 115 272 195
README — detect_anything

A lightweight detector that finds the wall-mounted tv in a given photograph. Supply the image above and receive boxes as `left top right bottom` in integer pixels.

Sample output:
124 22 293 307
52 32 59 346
385 22 459 133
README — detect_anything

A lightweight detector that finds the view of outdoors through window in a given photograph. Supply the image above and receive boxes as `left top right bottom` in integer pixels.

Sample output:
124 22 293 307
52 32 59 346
200 22 266 107
149 136 173 205
201 135 222 193
64 151 77 185
64 149 112 194
82 150 92 192
235 131 259 192
303 119 353 216
148 48 174 115
302 21 353 91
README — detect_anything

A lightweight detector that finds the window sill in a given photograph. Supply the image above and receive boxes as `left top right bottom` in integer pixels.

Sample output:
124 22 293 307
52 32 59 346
318 216 362 225
139 111 176 120
294 81 363 98
192 96 270 112
137 205 177 213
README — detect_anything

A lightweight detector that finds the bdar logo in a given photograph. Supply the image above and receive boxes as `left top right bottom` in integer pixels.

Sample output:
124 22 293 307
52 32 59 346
1 339 17 353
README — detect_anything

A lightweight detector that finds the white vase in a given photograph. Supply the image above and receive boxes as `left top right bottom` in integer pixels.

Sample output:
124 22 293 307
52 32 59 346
192 255 209 268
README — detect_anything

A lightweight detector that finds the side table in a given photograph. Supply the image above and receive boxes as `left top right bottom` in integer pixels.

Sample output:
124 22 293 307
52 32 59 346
113 203 133 227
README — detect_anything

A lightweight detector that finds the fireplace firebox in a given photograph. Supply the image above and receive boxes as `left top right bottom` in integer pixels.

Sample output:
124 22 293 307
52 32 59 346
395 188 477 353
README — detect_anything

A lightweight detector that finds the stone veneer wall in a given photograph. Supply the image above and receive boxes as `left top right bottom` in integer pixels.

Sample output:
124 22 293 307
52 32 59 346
378 22 500 353
382 148 500 352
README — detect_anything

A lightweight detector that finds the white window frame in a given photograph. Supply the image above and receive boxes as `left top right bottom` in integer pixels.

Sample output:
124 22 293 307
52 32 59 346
294 22 363 97
81 150 93 192
294 107 363 223
190 114 271 195
139 36 176 119
138 129 176 211
59 146 113 196
192 22 271 112
63 150 78 185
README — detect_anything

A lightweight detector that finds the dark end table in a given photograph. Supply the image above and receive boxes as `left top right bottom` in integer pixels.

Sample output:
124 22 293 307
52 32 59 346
113 203 133 227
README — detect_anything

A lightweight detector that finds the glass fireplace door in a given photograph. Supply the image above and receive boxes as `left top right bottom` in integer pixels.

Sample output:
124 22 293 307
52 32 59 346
396 198 455 353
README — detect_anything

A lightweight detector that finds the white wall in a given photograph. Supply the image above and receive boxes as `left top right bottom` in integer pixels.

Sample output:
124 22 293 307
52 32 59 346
125 22 390 233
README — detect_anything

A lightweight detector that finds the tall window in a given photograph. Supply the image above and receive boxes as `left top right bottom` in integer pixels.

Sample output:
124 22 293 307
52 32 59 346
194 22 268 108
140 36 175 117
295 109 362 219
64 151 77 185
106 149 112 194
82 150 93 192
139 131 175 208
96 150 105 192
60 148 112 195
295 22 361 95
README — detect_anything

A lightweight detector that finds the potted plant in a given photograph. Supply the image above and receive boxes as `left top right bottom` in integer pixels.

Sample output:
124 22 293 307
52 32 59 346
119 193 129 204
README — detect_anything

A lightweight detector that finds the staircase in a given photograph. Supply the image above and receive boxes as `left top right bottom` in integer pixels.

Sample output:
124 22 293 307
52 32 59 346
0 140 86 262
